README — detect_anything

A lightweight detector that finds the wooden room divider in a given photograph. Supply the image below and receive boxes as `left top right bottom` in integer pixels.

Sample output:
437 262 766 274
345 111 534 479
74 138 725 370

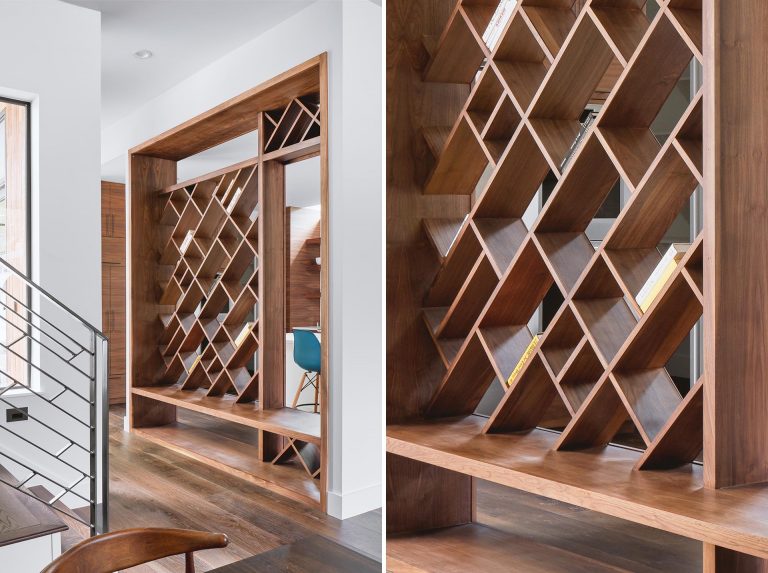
128 55 329 510
387 0 768 570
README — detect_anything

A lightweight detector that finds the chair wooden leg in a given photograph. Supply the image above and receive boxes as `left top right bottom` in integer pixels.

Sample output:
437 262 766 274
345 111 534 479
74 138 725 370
185 552 195 573
292 372 307 408
314 374 320 413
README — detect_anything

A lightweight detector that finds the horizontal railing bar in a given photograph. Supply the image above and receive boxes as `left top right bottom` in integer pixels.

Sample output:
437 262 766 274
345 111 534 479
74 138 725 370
0 425 90 477
0 344 94 401
0 452 92 506
0 256 105 339
0 321 95 381
0 394 91 453
0 288 91 355
0 379 91 433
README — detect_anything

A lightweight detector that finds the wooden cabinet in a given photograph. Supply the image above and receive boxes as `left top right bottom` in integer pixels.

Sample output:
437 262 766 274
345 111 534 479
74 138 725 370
102 182 126 404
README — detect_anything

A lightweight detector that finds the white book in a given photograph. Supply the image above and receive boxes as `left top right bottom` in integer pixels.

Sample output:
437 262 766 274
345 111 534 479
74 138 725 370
226 186 244 214
179 230 194 254
636 243 690 309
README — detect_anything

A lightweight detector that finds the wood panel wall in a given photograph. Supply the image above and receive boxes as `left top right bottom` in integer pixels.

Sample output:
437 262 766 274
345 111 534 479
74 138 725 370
286 207 321 330
102 181 126 404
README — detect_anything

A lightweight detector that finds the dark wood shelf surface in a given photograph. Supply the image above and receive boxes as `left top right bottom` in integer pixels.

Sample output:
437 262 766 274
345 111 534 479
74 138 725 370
135 415 320 506
132 385 321 444
387 415 768 560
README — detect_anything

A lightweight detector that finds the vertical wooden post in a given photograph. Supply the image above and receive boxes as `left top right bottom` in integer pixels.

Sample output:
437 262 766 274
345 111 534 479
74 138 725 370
704 2 768 569
129 154 177 428
387 454 474 534
386 0 474 533
703 0 768 489
258 158 286 459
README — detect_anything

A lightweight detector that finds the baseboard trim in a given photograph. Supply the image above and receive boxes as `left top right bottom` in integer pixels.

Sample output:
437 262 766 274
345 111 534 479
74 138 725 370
327 482 381 520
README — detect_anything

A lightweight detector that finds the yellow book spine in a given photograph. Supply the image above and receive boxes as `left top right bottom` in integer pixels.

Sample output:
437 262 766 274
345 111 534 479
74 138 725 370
638 259 678 312
188 354 202 373
506 335 539 387
234 322 254 347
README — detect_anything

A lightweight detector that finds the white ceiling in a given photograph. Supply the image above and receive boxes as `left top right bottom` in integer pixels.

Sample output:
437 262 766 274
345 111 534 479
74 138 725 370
63 0 313 128
64 0 321 205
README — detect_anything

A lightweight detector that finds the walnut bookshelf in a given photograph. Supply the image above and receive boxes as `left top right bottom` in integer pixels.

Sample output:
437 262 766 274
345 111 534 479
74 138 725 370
387 0 768 570
129 55 329 510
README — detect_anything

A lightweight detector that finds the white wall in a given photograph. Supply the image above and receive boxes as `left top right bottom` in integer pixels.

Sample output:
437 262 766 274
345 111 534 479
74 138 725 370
0 0 102 326
0 0 102 527
103 0 382 519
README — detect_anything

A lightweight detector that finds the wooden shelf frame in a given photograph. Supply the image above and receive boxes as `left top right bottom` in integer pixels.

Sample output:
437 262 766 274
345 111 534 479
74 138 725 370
387 0 768 568
129 55 329 511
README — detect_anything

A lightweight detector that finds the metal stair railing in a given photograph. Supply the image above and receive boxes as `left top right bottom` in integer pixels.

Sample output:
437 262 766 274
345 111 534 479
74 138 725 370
0 256 108 535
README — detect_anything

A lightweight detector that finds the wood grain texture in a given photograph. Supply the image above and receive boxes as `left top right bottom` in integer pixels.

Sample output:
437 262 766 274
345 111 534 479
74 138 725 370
387 415 768 561
43 528 228 573
389 479 701 573
387 454 473 534
129 154 177 429
207 535 379 572
130 56 322 160
703 0 768 492
285 207 321 330
102 407 380 571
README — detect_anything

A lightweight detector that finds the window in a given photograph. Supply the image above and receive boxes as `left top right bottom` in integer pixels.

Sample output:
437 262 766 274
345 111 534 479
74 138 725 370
0 98 30 388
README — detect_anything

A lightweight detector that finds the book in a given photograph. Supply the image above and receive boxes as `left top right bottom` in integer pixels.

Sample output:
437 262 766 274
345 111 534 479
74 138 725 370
636 243 690 312
506 334 539 387
226 186 243 214
234 322 255 348
179 230 194 254
188 354 202 373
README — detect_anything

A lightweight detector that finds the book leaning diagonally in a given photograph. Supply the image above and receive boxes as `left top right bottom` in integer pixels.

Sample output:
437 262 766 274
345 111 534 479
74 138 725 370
179 230 194 254
636 243 690 313
506 335 539 387
234 322 256 348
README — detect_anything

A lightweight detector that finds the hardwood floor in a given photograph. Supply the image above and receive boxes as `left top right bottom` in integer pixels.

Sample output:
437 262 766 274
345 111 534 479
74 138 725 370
388 479 701 572
99 407 380 572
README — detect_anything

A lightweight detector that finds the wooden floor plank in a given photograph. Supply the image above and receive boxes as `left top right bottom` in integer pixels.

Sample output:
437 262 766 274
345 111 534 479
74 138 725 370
98 408 380 572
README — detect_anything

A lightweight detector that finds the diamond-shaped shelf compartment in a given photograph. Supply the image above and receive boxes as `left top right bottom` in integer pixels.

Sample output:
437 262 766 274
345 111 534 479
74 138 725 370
602 132 700 312
588 0 651 66
539 305 583 378
425 221 482 307
528 10 622 175
263 94 320 155
424 0 496 83
571 253 637 366
423 113 491 196
520 0 577 60
666 0 702 62
491 11 550 111
596 12 698 188
473 124 552 219
478 240 568 432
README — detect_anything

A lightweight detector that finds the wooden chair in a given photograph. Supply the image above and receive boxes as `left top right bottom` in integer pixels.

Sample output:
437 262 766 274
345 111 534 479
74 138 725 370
41 527 228 573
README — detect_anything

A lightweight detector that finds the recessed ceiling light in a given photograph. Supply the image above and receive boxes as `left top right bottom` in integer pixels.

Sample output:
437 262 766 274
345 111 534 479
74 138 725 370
133 49 153 60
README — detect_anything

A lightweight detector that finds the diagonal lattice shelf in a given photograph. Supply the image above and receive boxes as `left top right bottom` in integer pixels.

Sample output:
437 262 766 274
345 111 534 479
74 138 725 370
419 0 704 472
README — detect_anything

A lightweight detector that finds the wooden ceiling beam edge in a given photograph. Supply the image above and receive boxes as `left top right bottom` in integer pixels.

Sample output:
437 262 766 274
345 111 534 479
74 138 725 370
130 55 322 160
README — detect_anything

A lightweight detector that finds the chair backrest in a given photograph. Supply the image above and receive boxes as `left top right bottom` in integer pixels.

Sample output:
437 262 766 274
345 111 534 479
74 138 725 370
293 329 321 373
41 527 228 573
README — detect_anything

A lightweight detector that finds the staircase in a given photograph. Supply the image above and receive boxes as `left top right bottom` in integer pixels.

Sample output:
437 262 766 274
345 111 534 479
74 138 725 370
0 257 108 537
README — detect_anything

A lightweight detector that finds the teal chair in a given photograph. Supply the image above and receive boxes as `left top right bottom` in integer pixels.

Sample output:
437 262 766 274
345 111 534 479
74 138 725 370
291 329 321 412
